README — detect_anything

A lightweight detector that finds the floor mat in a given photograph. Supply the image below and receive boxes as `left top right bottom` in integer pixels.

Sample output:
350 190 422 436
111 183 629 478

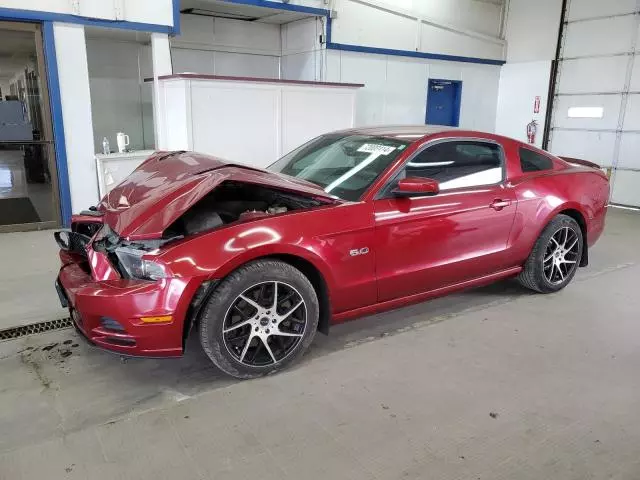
0 197 41 225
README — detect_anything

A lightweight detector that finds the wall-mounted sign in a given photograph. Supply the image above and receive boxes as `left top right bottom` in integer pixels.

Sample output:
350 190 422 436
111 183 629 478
534 96 541 114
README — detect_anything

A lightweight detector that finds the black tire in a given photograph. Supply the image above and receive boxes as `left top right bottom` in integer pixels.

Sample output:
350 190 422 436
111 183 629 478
199 259 319 379
518 214 583 293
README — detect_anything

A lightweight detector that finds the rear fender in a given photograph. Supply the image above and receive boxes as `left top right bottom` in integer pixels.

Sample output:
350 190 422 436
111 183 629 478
542 202 589 234
530 202 590 263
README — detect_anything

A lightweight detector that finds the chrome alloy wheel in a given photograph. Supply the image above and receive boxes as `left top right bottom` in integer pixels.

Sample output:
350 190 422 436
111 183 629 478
222 281 307 367
543 226 580 285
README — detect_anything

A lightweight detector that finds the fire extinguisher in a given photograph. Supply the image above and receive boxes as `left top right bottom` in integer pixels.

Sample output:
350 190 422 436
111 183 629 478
527 120 538 144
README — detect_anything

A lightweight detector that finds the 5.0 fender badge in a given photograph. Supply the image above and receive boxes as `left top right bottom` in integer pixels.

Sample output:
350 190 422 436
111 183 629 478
350 247 370 257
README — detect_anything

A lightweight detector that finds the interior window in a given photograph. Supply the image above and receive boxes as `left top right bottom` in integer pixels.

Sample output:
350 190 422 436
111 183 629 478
398 140 504 191
519 147 554 172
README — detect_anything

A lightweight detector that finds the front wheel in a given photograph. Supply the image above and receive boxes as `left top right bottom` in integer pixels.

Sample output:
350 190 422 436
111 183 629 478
199 260 319 379
518 214 583 293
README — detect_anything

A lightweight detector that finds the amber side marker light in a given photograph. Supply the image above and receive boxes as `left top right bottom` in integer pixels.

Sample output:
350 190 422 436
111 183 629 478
140 315 173 324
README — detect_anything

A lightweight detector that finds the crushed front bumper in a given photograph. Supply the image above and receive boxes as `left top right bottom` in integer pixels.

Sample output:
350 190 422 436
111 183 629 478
56 259 200 357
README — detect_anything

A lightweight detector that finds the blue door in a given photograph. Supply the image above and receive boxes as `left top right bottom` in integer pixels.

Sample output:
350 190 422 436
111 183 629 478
425 79 462 127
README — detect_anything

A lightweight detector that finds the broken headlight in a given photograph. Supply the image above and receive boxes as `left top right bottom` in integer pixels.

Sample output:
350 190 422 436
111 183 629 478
114 246 167 280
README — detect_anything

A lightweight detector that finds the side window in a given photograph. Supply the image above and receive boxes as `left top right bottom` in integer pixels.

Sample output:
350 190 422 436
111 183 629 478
401 140 504 191
519 148 554 172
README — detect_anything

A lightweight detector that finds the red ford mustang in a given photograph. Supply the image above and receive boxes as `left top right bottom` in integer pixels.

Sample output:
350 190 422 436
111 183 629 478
55 126 609 378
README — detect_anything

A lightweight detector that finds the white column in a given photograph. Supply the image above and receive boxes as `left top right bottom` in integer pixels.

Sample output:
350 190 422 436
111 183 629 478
150 33 173 150
53 23 97 212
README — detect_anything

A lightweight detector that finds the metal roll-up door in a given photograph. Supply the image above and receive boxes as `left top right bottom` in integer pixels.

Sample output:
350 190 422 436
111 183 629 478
548 0 640 207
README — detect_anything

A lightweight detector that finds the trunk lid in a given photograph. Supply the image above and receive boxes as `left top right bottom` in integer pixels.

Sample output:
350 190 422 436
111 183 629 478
97 151 336 240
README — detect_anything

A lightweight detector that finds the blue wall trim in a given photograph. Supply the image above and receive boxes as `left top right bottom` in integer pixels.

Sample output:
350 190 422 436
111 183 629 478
326 14 333 44
42 22 72 227
218 0 330 17
326 42 505 66
0 6 172 33
172 0 181 36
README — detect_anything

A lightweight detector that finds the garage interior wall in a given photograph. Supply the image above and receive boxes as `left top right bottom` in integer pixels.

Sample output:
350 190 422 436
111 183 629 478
281 17 323 81
548 0 640 208
171 15 281 77
325 51 501 130
315 0 506 130
87 1 508 154
330 0 505 59
494 0 563 147
187 0 507 146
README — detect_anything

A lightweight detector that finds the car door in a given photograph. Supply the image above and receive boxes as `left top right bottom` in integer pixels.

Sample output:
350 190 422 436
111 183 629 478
373 138 517 302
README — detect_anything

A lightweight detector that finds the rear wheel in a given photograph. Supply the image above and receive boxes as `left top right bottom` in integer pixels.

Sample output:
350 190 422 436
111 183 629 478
199 260 319 379
518 214 583 293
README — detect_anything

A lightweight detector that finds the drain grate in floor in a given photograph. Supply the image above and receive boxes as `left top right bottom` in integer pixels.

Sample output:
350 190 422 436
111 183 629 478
0 317 73 341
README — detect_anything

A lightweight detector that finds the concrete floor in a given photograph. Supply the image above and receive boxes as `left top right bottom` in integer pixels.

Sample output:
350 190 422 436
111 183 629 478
1 208 639 479
0 229 67 329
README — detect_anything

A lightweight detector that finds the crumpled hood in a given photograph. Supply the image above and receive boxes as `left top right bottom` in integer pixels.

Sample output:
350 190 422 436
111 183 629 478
97 151 335 240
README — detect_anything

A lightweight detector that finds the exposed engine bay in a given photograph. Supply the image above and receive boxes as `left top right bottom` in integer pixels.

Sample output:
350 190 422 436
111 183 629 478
81 180 328 280
163 181 325 238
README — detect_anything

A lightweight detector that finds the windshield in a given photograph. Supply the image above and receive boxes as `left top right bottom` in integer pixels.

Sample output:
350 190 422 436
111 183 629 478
268 134 410 201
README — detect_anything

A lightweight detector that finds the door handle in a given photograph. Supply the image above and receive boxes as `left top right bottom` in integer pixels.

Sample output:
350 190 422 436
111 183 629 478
490 199 511 211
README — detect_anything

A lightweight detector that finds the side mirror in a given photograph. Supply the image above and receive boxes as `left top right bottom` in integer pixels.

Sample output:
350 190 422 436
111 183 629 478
392 177 440 197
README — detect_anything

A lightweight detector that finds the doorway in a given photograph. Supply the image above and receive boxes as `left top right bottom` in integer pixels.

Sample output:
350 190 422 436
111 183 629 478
0 21 60 231
425 79 462 127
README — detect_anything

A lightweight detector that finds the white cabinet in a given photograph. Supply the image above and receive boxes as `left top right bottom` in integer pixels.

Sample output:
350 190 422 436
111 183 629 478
95 150 156 198
153 74 362 168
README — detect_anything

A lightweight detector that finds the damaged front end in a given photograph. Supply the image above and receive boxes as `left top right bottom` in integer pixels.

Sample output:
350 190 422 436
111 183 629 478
163 180 326 238
54 216 168 283
53 217 199 356
57 177 331 285
92 224 170 281
64 178 329 282
53 151 338 357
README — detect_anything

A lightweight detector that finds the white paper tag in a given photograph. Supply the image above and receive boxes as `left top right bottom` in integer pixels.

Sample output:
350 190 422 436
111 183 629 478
357 144 396 156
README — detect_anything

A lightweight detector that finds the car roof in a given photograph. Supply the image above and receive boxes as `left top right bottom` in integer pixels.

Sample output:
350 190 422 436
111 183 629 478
333 125 457 140
330 125 526 149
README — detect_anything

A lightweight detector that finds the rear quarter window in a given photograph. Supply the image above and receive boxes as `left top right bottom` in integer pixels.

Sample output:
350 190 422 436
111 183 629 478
519 148 554 172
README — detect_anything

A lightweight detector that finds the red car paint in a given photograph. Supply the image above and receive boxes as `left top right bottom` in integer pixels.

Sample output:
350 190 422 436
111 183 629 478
56 127 609 357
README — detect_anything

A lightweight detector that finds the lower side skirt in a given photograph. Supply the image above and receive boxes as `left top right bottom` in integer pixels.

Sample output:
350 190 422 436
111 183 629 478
332 266 523 323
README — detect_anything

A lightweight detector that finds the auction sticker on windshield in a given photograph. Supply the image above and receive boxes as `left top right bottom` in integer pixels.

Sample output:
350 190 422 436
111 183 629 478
357 144 397 155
